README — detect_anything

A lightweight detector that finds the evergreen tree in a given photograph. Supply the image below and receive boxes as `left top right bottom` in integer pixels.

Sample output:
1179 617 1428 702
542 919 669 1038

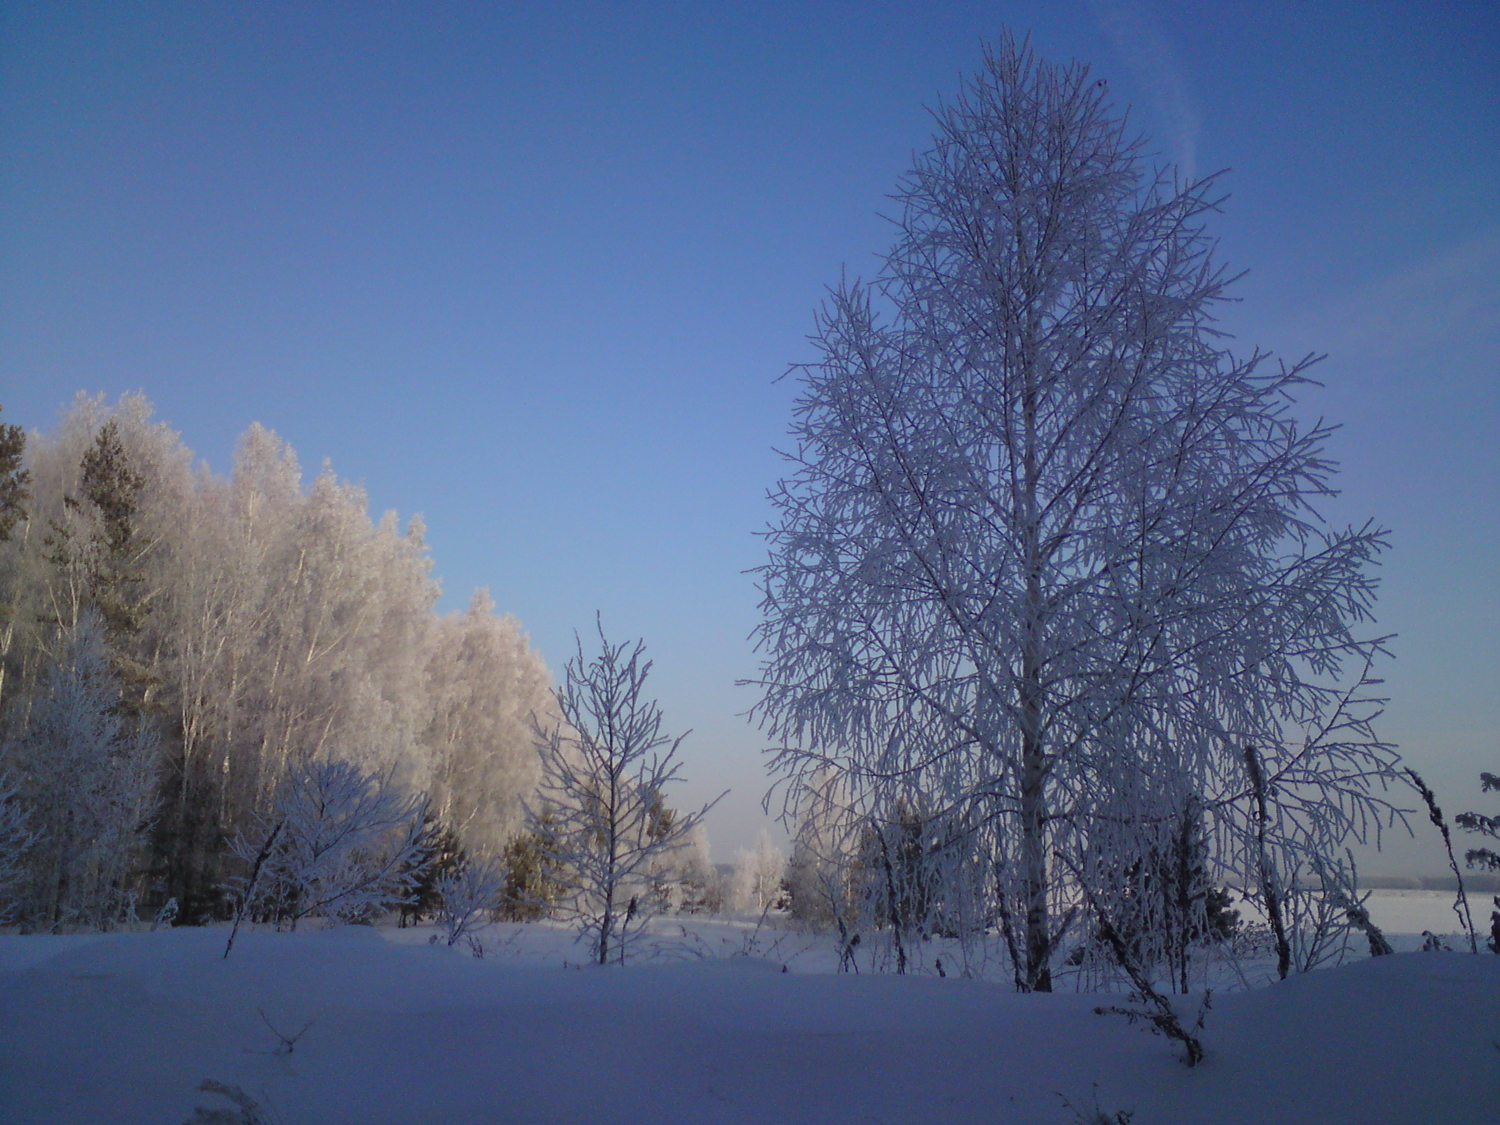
496 822 566 922
0 405 27 545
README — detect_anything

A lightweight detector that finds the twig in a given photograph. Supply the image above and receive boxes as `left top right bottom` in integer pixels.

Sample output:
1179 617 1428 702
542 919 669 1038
224 819 284 959
246 1008 315 1056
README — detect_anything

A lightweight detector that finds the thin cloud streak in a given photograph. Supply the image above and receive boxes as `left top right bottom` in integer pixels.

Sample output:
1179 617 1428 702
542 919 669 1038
1306 228 1500 363
1089 0 1202 182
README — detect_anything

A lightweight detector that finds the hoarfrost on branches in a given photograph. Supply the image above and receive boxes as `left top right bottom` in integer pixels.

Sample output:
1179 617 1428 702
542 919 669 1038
10 609 158 930
225 756 431 945
0 393 554 928
752 34 1404 991
434 856 505 953
731 830 788 915
529 619 722 965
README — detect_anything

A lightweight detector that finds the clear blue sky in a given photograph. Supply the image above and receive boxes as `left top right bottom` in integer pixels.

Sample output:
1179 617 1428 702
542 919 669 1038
3 1 1496 870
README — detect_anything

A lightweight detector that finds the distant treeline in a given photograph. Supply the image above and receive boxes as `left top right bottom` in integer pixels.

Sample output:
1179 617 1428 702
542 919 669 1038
1360 875 1500 892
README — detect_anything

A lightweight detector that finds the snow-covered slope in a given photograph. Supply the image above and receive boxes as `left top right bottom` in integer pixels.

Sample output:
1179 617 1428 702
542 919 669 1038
0 922 1494 1124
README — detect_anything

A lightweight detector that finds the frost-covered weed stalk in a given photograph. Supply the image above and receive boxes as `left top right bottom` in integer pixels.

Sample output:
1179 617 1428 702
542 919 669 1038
1407 767 1478 952
754 34 1404 992
529 620 721 965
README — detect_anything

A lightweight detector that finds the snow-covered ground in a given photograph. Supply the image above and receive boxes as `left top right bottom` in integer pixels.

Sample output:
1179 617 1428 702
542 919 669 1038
0 895 1494 1124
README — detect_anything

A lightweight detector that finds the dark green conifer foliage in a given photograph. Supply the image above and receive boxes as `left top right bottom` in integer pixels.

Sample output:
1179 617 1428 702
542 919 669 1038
0 406 29 694
75 421 149 641
0 406 27 544
497 822 566 922
400 816 463 926
42 422 151 647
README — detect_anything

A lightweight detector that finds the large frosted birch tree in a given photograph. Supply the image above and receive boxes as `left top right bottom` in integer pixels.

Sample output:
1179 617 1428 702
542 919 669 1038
754 37 1399 991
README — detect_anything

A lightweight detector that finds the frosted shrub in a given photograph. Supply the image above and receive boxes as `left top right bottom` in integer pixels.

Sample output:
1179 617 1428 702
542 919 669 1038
435 856 504 954
224 756 431 950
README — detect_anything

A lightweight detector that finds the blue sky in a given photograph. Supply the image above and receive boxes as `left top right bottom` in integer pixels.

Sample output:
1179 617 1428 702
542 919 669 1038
2 1 1496 870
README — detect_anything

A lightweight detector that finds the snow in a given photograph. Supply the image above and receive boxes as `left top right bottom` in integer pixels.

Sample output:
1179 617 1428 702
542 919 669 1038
0 906 1494 1124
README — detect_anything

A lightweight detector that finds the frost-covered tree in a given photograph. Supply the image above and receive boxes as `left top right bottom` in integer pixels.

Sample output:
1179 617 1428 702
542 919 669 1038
225 756 431 941
753 36 1401 991
11 610 159 929
530 620 721 964
731 830 788 915
421 590 554 859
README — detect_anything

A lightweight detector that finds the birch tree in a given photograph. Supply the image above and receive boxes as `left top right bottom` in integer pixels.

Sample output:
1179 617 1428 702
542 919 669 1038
530 621 721 964
753 35 1401 991
422 590 554 859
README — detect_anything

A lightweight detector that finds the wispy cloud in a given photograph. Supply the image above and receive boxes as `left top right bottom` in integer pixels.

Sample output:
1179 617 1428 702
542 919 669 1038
1309 228 1500 364
1088 0 1201 181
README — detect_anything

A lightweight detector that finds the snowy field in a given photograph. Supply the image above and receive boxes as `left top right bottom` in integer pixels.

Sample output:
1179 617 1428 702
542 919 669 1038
0 894 1495 1125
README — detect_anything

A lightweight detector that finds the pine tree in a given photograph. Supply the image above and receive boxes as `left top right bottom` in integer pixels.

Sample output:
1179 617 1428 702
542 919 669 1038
0 405 27 545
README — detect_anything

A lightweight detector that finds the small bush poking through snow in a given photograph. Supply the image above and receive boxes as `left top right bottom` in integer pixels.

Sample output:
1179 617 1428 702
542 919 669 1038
222 757 433 956
1058 1087 1135 1125
435 856 505 955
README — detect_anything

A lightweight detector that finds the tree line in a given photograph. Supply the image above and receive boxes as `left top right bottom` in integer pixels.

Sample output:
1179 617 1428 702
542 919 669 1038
0 393 556 928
